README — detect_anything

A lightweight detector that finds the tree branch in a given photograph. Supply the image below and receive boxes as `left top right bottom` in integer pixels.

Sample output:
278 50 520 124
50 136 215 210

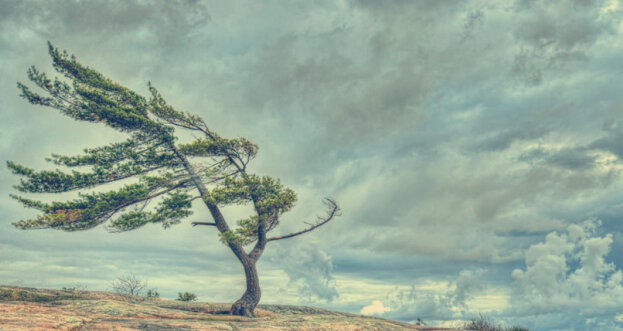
267 198 340 242
248 211 275 261
191 221 217 227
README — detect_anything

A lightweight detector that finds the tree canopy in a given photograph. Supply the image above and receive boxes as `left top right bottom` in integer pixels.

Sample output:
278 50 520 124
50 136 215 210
8 43 340 316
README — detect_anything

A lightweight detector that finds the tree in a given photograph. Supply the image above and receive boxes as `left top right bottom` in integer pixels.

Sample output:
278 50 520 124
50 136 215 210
112 274 147 296
8 43 340 317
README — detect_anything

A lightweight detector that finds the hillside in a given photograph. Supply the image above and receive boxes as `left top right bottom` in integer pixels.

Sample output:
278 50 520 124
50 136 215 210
0 286 453 330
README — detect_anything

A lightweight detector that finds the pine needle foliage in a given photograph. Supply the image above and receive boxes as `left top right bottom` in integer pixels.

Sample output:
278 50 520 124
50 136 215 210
8 42 261 234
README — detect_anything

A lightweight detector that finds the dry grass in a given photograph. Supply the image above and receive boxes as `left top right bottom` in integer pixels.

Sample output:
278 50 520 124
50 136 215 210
0 285 450 330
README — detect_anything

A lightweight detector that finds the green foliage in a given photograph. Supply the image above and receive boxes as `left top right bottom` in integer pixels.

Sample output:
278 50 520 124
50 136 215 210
148 82 209 131
219 230 240 245
209 174 297 244
206 175 296 213
178 136 257 167
107 190 194 232
7 150 178 193
177 292 197 302
18 43 169 138
11 176 191 231
48 139 152 167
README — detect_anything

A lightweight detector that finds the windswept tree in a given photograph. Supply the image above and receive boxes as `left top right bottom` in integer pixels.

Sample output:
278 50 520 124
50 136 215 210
8 43 340 317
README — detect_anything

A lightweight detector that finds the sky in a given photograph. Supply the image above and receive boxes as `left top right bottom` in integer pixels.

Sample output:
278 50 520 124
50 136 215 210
1 0 623 330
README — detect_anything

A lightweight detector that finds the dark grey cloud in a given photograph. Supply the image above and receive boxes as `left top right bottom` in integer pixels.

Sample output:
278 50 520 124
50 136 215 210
510 0 619 85
354 0 465 18
0 0 210 50
461 9 485 41
474 125 550 152
591 129 623 159
243 33 429 141
518 146 598 170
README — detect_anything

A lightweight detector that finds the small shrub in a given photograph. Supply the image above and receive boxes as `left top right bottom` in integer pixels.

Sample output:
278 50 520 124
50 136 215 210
61 283 87 295
177 291 197 302
146 288 160 298
463 314 530 331
10 290 27 301
0 287 83 302
464 314 502 331
2 289 51 302
74 283 88 292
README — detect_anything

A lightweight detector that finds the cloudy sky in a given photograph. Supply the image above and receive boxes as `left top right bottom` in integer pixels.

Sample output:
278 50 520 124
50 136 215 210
1 0 623 330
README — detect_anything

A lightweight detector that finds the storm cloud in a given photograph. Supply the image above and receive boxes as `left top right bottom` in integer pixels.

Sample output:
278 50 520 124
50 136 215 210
2 1 623 330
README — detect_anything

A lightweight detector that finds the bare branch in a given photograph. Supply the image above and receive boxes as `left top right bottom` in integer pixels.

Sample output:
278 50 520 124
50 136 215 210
111 274 147 296
191 221 217 227
267 198 340 242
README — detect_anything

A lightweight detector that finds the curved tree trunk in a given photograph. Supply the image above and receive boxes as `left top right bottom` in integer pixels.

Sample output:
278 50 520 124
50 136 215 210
230 257 260 317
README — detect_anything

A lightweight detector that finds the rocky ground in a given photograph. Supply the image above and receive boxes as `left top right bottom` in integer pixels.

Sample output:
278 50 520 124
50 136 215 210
0 286 456 330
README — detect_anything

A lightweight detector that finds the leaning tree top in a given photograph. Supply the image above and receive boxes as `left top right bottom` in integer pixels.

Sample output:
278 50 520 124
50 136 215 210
8 42 339 251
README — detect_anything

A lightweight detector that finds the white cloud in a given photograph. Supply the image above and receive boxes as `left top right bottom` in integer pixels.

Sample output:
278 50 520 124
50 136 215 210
271 242 338 302
506 219 623 329
360 300 392 315
511 220 623 309
377 269 491 323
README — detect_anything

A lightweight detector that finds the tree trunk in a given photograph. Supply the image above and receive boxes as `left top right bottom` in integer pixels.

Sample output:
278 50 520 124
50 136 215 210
230 257 260 317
